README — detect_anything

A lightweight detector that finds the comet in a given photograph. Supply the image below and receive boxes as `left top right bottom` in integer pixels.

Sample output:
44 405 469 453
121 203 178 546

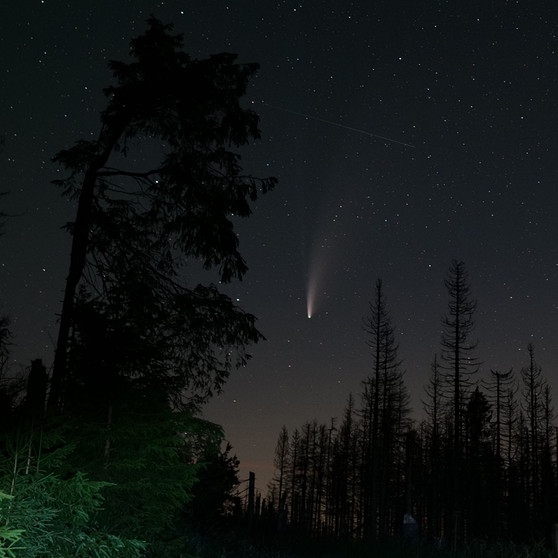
306 270 316 318
306 241 330 320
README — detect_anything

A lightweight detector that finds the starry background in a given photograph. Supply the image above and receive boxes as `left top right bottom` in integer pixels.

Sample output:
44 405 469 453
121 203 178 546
2 1 558 491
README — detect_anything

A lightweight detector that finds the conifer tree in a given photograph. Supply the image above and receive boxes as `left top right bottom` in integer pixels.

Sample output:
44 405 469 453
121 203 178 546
422 354 445 538
520 343 548 530
361 278 408 537
49 17 276 412
483 368 514 537
439 260 479 541
330 397 357 538
271 426 290 527
485 369 514 464
19 18 278 555
464 387 493 538
440 260 479 449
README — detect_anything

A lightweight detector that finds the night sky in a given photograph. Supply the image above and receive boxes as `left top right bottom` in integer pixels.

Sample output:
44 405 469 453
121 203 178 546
2 1 558 491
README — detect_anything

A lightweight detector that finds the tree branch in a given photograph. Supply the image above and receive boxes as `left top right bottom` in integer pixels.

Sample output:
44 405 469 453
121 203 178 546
97 167 161 178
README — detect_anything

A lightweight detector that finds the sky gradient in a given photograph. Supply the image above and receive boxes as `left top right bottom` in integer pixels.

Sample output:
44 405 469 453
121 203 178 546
2 1 558 491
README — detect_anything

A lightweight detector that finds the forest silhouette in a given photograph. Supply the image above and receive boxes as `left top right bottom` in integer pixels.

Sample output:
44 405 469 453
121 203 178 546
264 265 558 554
1 17 557 558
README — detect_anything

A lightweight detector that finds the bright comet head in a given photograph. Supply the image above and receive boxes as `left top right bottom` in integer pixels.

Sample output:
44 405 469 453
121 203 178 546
306 281 315 319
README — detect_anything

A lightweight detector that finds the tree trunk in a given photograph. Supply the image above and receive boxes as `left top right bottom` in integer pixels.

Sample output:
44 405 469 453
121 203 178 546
48 126 125 412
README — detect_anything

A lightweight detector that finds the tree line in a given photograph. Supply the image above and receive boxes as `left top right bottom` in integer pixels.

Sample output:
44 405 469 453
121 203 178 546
266 262 558 548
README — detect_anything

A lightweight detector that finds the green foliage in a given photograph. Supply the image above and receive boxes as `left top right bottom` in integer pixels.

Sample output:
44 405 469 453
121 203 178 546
90 411 208 541
0 491 24 558
0 473 145 558
57 376 219 541
0 438 146 558
0 390 237 557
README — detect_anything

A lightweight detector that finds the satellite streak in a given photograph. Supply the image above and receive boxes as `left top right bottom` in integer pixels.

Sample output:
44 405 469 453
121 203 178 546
260 102 416 149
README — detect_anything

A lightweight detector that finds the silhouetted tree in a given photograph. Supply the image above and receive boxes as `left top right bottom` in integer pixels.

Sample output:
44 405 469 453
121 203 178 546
517 344 558 537
49 17 276 412
440 260 479 540
0 306 13 426
0 198 13 426
361 278 409 537
422 354 446 539
540 384 557 534
0 198 10 393
485 369 514 465
270 426 290 530
287 428 301 526
0 193 11 426
440 260 479 450
503 386 519 470
483 368 514 536
295 420 328 534
520 344 545 518
190 442 241 532
330 396 358 538
12 19 278 557
311 422 330 535
464 387 493 538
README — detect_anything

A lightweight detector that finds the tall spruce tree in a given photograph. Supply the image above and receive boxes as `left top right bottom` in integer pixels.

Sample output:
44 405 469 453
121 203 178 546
32 18 276 555
422 353 445 538
464 387 493 538
333 395 357 538
520 343 546 527
271 425 290 527
483 368 514 537
0 199 13 424
439 260 479 541
485 369 514 465
440 260 479 449
361 278 408 537
49 17 276 412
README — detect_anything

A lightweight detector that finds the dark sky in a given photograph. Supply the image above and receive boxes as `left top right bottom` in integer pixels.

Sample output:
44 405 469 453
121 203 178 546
2 1 558 491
